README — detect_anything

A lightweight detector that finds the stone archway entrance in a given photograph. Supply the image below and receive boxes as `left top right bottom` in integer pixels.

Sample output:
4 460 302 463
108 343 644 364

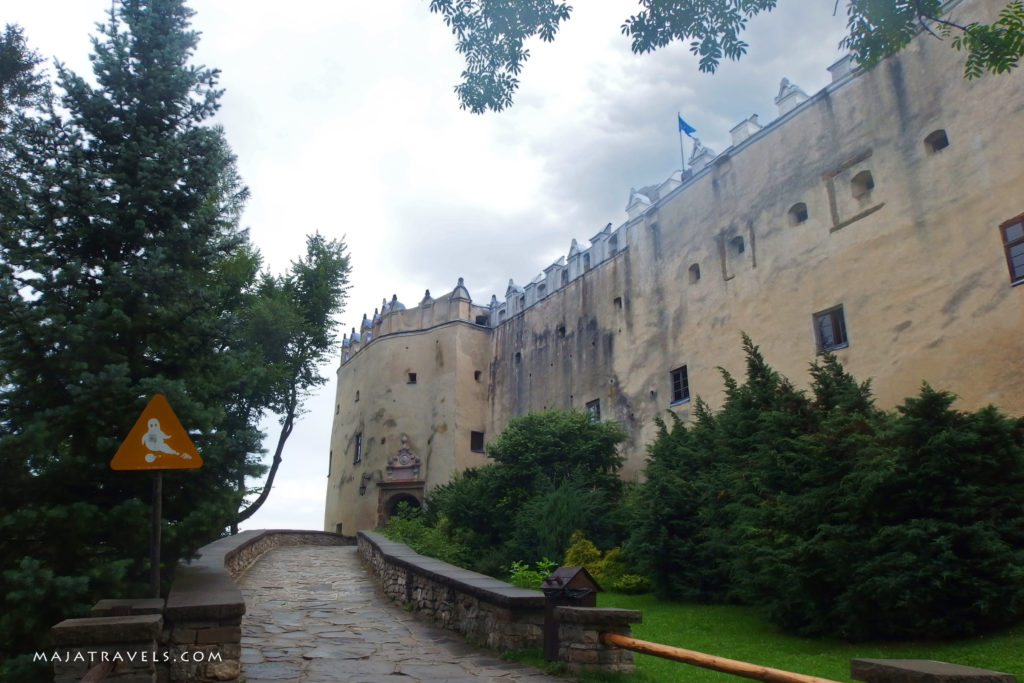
376 435 425 527
376 484 425 527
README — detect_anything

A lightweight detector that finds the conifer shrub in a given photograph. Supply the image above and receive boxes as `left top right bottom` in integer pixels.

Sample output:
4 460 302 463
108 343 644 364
629 335 1024 640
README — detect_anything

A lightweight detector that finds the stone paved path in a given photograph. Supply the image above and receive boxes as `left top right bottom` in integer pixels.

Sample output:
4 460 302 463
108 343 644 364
238 545 563 682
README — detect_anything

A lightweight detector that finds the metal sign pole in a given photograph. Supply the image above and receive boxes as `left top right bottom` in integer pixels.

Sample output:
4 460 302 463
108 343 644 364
150 471 162 598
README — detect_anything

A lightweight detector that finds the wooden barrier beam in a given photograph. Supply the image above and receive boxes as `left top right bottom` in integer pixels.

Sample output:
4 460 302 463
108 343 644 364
600 632 843 683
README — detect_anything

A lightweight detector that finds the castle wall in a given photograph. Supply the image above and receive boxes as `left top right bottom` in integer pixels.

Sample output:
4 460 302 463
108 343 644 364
325 316 491 535
328 0 1024 530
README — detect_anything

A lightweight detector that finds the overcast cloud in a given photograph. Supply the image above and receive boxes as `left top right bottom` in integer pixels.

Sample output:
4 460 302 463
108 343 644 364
8 0 848 531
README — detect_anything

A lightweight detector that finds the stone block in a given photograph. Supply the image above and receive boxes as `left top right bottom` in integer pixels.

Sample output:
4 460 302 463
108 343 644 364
851 659 1016 683
195 626 241 644
171 627 198 644
92 598 166 617
52 614 163 646
204 658 240 681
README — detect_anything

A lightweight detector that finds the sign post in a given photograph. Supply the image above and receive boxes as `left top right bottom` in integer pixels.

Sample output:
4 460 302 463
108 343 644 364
111 394 203 597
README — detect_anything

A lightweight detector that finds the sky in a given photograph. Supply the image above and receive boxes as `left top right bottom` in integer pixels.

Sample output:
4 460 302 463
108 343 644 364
7 0 849 531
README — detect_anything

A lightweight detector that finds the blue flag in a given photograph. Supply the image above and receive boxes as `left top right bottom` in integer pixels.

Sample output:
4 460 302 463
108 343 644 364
678 114 696 137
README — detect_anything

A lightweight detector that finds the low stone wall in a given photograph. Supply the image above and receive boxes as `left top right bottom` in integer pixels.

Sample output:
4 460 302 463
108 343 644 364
357 530 546 650
555 606 641 675
51 529 349 683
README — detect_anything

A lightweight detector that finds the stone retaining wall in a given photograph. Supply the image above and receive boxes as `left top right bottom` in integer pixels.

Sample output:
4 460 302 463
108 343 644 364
357 530 545 650
51 529 349 683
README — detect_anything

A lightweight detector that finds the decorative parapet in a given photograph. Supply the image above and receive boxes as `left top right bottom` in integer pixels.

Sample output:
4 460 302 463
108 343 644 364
357 530 545 651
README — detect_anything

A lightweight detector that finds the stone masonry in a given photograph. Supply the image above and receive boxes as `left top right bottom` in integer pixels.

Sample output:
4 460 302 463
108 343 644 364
238 544 560 682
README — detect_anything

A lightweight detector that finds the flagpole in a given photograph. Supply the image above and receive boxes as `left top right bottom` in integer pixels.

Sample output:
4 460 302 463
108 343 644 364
678 112 686 175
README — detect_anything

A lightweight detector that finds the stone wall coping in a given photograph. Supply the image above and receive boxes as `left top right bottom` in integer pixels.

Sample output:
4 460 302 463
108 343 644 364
91 598 165 617
554 606 643 626
165 563 246 621
358 530 545 608
52 613 162 646
851 659 1017 683
165 529 348 621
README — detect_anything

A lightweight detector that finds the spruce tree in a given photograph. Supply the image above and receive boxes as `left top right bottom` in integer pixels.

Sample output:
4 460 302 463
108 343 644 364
0 3 350 678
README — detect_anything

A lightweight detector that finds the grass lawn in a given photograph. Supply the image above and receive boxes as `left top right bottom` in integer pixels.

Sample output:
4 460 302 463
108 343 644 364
588 593 1024 682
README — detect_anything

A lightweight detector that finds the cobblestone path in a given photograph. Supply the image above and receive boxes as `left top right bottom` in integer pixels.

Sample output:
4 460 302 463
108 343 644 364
238 545 562 682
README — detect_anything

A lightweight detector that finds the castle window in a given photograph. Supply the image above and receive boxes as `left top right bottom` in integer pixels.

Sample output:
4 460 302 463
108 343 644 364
1001 215 1024 284
470 431 485 453
407 372 417 384
538 284 547 298
561 269 569 286
499 309 506 321
814 305 849 352
851 170 874 199
583 253 591 270
609 235 619 255
556 324 566 338
343 351 350 362
585 399 601 422
474 370 482 381
354 433 362 464
365 331 372 342
730 236 745 255
789 202 809 225
689 263 701 283
924 129 949 153
514 351 522 363
354 391 359 402
613 297 623 309
335 404 339 415
475 314 489 325
670 366 690 405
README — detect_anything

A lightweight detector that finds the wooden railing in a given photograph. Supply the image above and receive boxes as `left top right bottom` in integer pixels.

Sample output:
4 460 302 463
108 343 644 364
600 632 843 683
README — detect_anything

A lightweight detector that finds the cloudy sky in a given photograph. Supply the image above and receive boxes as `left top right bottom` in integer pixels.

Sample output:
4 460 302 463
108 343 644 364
9 0 848 531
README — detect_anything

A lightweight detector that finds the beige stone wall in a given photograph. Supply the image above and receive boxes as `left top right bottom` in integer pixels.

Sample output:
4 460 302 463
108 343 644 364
325 312 492 535
487 0 1024 482
327 0 1024 529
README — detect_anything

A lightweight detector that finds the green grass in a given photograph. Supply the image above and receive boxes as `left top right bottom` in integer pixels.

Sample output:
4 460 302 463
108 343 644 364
594 593 1024 682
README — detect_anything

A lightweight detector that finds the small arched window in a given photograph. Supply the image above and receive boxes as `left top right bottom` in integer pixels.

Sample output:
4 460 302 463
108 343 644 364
851 170 874 199
924 129 949 153
788 202 809 225
689 263 701 283
729 236 745 255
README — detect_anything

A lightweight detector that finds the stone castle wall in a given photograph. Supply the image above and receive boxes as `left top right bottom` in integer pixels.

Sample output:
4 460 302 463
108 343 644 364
326 0 1024 532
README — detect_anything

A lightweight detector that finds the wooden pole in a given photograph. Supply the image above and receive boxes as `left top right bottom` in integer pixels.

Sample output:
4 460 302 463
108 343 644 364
600 633 843 683
150 471 162 598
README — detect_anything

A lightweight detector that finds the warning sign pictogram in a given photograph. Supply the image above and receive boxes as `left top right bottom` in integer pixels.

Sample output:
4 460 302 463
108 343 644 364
110 394 203 470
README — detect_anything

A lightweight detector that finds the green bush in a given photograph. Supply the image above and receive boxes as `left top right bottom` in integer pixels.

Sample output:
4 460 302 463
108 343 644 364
508 558 558 590
608 574 652 594
379 503 471 567
629 335 1024 640
563 531 643 592
427 409 629 574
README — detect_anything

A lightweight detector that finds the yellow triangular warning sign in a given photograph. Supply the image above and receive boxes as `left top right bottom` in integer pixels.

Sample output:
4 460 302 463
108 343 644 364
110 394 203 470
